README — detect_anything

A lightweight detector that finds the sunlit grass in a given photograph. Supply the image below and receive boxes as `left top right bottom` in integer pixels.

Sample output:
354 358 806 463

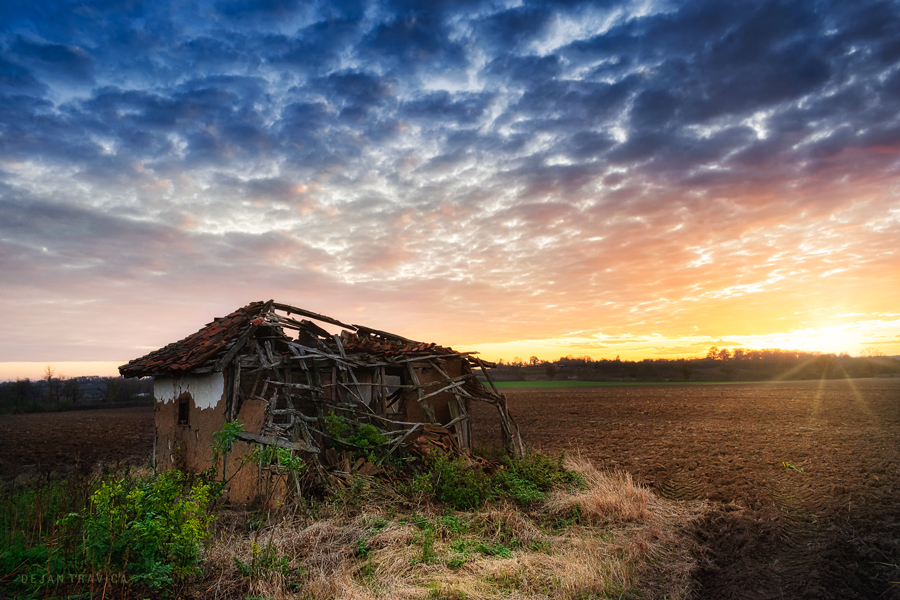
198 455 709 600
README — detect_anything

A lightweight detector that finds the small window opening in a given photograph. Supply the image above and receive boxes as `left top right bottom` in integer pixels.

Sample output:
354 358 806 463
178 395 190 425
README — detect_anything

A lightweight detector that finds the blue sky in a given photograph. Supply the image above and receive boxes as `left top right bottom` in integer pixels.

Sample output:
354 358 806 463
1 0 899 377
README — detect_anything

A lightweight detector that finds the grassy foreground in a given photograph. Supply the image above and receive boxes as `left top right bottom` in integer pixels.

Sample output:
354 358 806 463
2 453 709 600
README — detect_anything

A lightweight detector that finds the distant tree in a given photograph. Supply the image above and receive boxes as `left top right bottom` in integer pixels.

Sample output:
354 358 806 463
44 365 64 404
706 346 719 359
2 378 39 412
100 377 121 403
529 356 540 366
63 378 81 403
717 348 732 361
862 347 885 357
545 364 557 379
679 360 693 381
812 354 836 378
732 348 745 360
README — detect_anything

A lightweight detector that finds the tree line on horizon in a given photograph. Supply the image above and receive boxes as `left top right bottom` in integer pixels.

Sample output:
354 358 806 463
0 367 153 414
491 348 900 383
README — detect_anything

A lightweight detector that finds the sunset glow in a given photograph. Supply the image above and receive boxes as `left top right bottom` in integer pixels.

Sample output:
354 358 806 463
1 1 899 380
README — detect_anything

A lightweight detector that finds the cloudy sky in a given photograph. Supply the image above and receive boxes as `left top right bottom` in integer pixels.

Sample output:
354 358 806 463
2 0 899 379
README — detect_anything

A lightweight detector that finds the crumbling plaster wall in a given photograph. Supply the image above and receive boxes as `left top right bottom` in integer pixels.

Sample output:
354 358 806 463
154 373 227 476
153 371 261 503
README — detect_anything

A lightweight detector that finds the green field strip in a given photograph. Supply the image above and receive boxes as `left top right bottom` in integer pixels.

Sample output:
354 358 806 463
491 380 758 388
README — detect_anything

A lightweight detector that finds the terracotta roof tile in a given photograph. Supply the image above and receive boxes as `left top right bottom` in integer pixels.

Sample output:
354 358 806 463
119 301 266 377
120 300 462 378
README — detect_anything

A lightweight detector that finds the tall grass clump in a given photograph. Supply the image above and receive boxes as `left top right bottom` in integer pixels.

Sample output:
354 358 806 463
200 449 709 600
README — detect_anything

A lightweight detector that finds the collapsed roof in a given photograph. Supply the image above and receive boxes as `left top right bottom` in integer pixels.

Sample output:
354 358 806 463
120 300 524 458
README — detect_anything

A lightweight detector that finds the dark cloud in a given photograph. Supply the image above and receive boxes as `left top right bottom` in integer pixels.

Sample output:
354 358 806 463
272 18 364 74
215 0 307 20
361 12 468 72
9 36 95 84
486 54 562 84
400 91 492 123
312 70 396 122
0 56 46 93
474 5 554 54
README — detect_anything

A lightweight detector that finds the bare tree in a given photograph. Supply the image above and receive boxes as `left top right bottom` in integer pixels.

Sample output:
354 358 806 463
44 364 64 404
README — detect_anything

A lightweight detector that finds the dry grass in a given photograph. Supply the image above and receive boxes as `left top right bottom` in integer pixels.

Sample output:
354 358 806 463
197 456 708 600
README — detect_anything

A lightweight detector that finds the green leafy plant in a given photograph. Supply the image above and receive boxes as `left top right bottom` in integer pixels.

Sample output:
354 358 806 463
253 444 305 473
78 471 215 589
349 423 388 450
401 449 582 511
234 540 290 579
782 461 804 473
549 504 583 530
475 541 513 559
1 470 217 598
495 450 582 506
355 537 371 558
409 517 438 564
442 514 468 534
447 539 473 569
324 412 389 462
415 453 492 510
212 420 245 465
324 410 349 439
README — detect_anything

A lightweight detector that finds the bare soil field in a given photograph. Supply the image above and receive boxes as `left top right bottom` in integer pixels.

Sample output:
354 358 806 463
0 406 154 479
473 378 900 600
1 380 897 599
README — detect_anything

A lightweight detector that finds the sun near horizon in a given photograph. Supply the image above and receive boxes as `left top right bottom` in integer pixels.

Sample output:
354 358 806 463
2 315 897 382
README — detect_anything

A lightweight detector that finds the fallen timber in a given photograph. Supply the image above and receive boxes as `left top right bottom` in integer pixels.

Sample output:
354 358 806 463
120 300 525 493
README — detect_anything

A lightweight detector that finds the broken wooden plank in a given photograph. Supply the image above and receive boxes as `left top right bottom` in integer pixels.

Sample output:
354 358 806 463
406 362 437 423
213 299 273 372
271 302 356 330
266 380 323 393
237 431 319 453
473 356 502 398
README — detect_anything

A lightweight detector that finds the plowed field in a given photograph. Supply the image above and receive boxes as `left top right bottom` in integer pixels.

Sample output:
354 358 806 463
1 380 897 598
0 406 154 479
472 378 900 600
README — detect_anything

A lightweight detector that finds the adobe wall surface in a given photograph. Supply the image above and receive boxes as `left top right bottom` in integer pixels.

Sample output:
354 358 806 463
154 373 228 475
223 396 269 503
153 371 262 504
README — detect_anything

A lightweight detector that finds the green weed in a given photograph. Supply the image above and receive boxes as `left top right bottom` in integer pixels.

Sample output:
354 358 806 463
234 540 291 579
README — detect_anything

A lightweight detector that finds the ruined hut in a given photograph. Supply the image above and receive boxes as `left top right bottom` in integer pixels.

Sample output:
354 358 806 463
120 300 523 502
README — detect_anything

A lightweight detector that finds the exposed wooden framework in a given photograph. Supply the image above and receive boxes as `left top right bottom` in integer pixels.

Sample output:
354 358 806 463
122 300 525 475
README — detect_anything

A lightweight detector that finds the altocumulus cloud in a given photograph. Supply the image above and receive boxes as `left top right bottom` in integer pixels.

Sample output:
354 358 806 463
0 0 899 365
